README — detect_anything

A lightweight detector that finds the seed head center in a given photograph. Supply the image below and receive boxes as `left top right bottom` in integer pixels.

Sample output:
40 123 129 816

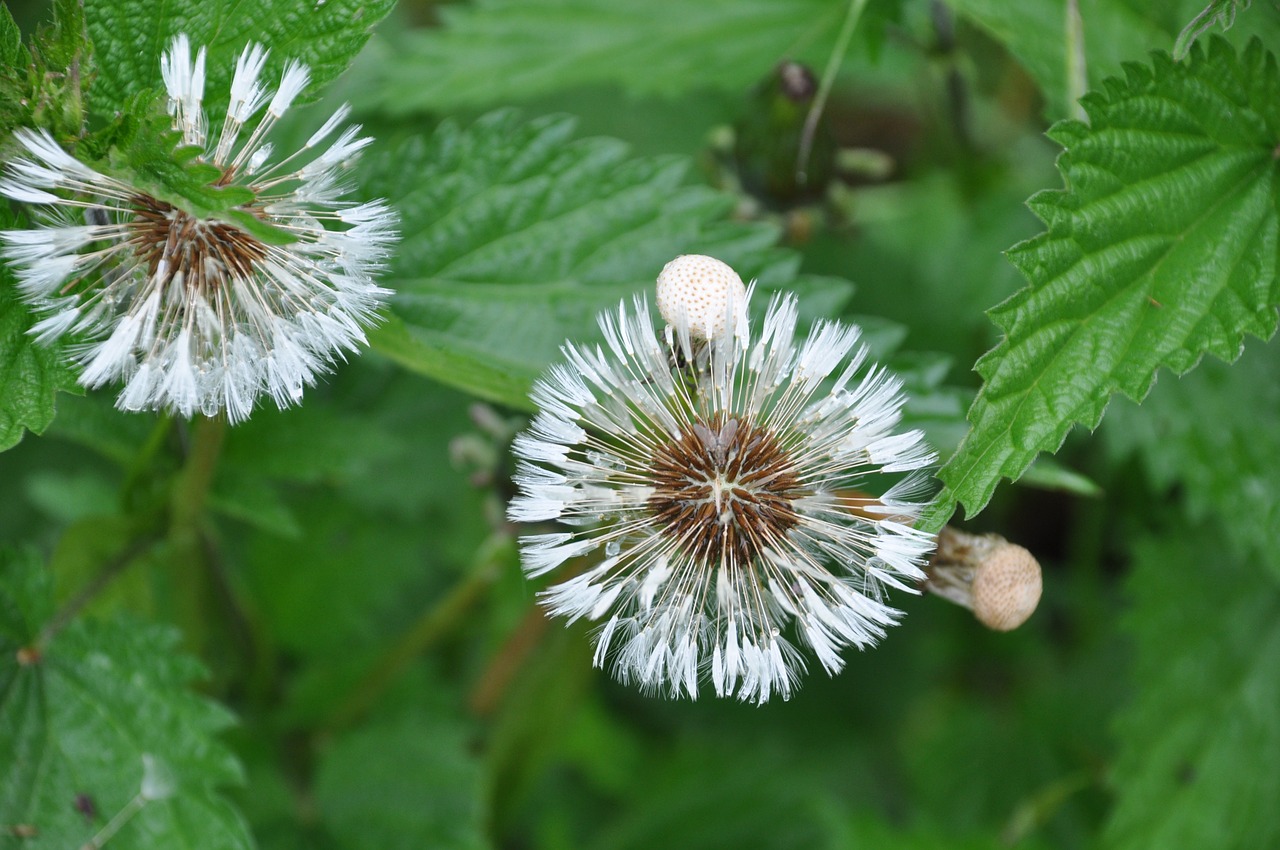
126 193 268 292
647 415 803 566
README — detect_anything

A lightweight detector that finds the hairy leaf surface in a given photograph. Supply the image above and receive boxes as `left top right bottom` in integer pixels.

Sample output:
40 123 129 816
364 110 855 408
85 0 394 116
928 38 1280 527
0 551 251 850
0 215 79 454
1105 530 1280 850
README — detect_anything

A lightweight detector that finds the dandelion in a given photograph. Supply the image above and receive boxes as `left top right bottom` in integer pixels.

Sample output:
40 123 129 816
508 254 937 703
0 34 397 423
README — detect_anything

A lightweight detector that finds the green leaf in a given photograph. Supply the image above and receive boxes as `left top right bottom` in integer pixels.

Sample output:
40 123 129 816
0 550 252 850
372 0 849 112
945 0 1174 121
1103 529 1280 850
0 230 79 454
364 110 859 408
1104 337 1280 574
313 711 488 850
929 38 1280 526
0 5 21 68
84 0 395 117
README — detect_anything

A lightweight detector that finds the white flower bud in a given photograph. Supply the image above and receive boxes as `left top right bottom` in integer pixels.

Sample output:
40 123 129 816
925 526 1042 631
655 254 747 341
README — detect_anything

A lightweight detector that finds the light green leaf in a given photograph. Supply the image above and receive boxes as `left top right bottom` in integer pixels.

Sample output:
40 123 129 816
84 0 394 116
1105 337 1280 574
0 550 251 850
0 5 21 68
364 110 855 408
314 711 488 850
945 0 1280 121
0 232 80 454
371 0 850 113
944 0 1173 121
927 38 1280 528
1104 529 1280 850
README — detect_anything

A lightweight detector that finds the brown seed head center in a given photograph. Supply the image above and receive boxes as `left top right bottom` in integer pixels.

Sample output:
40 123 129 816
647 415 804 566
126 193 267 291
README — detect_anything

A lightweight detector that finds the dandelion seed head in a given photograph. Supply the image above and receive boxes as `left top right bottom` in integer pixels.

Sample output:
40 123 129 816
509 258 937 703
0 35 398 423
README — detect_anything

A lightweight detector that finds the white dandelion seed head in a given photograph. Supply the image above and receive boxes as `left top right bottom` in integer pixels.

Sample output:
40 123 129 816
508 263 938 704
0 35 398 424
655 253 748 342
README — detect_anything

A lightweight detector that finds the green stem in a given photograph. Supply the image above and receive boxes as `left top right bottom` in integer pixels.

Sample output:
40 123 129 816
796 0 868 186
35 534 159 650
1065 0 1088 122
167 414 229 652
322 532 513 735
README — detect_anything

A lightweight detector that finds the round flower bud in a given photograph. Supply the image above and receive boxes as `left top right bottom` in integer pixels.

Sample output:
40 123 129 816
656 254 747 341
970 542 1041 631
925 526 1042 632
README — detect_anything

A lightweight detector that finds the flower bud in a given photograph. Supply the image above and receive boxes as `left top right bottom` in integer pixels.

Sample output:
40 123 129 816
655 254 747 341
925 526 1042 631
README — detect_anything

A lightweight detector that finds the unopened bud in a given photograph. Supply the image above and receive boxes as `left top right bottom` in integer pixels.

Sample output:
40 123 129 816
925 526 1042 631
656 254 747 341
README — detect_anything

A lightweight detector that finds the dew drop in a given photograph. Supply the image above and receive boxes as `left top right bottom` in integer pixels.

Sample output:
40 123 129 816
605 540 622 557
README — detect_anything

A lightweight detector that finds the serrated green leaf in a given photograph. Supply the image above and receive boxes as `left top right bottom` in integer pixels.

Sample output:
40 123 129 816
0 235 80 454
932 38 1280 525
1104 337 1280 574
84 0 394 117
372 0 854 112
1103 529 1280 850
0 5 21 68
364 110 857 408
313 711 488 850
0 551 251 850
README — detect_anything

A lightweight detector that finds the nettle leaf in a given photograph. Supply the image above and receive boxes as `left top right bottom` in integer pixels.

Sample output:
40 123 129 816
945 0 1280 121
0 218 80 454
1105 338 1280 576
84 0 394 117
926 38 1280 527
1104 530 1280 850
364 110 856 408
374 0 851 112
0 551 251 850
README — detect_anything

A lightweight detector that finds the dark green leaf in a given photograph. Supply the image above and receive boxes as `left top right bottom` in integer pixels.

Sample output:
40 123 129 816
1105 337 1280 574
364 110 853 408
0 551 251 850
1104 529 1280 850
85 0 395 117
0 223 80 453
930 38 1280 527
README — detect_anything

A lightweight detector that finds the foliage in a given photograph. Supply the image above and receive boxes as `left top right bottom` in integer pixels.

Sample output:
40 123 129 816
0 550 251 850
1 0 1279 849
927 35 1280 526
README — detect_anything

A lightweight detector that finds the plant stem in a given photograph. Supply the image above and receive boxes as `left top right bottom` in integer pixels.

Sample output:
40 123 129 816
1065 0 1088 122
322 531 514 735
167 414 229 652
797 0 868 186
35 534 159 650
